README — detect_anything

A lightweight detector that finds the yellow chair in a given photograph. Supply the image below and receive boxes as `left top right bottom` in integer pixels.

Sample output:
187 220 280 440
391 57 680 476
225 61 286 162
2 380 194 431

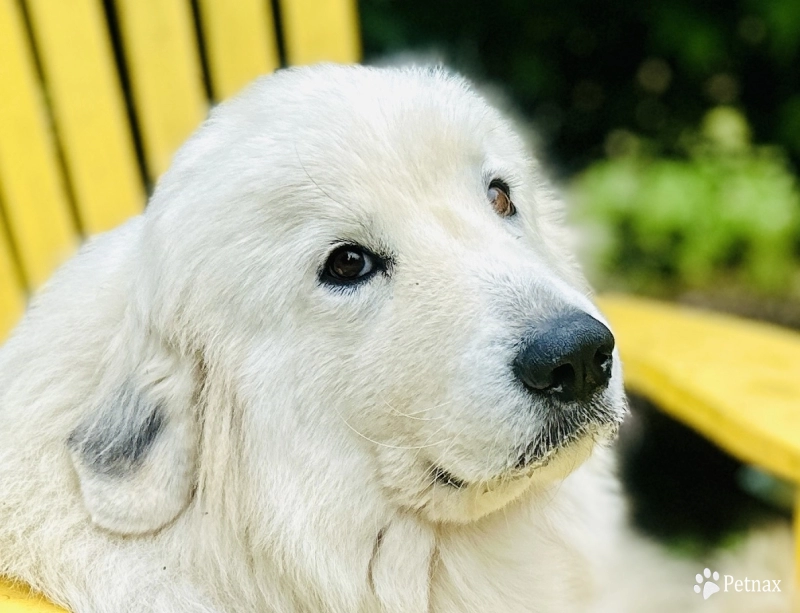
0 0 359 339
0 1 798 611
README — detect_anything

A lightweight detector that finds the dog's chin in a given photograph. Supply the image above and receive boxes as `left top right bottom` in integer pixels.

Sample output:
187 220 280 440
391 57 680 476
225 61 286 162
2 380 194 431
423 435 601 524
382 423 616 525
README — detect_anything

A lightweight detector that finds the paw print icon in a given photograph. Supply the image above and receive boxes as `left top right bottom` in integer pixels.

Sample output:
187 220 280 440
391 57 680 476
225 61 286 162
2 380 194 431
694 568 720 600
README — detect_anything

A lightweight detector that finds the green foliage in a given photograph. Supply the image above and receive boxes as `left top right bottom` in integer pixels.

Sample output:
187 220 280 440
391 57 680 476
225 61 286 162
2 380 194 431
361 0 800 174
360 0 800 299
571 108 800 296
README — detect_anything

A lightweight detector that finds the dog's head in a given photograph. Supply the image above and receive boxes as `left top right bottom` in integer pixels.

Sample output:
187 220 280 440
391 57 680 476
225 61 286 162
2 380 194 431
69 65 626 533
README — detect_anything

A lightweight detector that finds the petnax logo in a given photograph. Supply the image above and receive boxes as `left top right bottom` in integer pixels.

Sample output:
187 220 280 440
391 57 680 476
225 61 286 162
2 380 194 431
693 568 781 600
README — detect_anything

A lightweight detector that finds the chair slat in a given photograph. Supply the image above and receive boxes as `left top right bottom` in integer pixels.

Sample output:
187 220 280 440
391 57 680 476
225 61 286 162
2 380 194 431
0 226 25 341
0 0 78 289
598 295 800 484
278 0 360 65
0 577 67 612
197 0 280 101
113 0 207 179
26 0 145 236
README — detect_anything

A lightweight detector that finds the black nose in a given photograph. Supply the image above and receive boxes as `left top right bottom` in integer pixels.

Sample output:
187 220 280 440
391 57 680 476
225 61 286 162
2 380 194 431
513 311 615 403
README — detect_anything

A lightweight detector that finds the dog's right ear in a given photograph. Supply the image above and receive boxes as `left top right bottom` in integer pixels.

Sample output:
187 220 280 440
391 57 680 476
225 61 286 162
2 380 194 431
67 334 200 535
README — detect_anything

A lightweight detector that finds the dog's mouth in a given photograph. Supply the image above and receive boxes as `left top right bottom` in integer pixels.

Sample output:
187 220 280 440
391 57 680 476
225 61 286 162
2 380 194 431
513 421 613 472
429 425 613 493
514 401 624 471
431 403 623 491
431 465 468 489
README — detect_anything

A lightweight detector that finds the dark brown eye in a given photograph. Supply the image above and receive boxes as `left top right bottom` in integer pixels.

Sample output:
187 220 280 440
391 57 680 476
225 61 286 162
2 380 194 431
488 179 516 217
322 244 379 285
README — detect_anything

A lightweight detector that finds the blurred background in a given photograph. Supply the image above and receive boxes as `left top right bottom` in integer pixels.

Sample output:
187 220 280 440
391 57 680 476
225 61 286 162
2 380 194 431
358 0 799 554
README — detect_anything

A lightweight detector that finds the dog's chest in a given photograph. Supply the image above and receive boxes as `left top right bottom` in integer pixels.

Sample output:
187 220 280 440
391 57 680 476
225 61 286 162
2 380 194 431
428 526 595 612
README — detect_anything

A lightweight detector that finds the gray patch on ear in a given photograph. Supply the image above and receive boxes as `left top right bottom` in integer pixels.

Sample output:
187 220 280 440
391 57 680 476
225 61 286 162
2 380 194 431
68 384 165 478
68 371 198 535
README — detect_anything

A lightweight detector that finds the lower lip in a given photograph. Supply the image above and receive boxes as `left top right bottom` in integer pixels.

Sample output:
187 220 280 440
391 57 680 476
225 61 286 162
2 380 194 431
432 466 467 489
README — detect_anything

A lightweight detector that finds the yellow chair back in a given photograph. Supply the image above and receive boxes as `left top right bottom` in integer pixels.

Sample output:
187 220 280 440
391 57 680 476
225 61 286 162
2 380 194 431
0 0 360 339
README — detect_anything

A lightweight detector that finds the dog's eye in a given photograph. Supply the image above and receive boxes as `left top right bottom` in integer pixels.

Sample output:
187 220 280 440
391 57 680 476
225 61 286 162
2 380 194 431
488 179 516 217
322 245 379 285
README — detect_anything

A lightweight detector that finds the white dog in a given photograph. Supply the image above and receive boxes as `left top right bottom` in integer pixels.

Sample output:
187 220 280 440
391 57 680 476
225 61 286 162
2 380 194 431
0 64 790 612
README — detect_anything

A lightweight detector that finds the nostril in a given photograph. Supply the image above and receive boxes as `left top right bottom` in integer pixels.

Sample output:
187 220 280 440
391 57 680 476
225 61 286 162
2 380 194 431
590 349 613 387
550 363 575 394
593 349 612 374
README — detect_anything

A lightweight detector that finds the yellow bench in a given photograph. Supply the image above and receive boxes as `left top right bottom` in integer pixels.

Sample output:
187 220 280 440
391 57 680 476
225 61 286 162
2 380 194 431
1 1 798 611
601 294 800 598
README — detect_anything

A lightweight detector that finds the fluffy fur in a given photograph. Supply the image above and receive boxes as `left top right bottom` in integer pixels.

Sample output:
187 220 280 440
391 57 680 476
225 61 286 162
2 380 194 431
0 64 790 612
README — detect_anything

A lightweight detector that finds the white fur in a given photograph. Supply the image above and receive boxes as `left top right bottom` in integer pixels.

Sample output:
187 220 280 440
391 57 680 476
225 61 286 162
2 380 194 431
0 64 790 612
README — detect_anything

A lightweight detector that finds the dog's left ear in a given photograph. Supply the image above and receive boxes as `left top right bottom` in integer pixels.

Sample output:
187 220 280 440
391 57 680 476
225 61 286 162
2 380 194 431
67 333 200 535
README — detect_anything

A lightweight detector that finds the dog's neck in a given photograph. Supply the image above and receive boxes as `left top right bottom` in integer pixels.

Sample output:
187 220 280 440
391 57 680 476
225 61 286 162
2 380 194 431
183 402 617 613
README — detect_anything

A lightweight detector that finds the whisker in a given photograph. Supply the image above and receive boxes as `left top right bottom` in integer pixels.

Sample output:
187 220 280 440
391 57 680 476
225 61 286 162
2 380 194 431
332 404 457 451
426 419 473 486
381 398 450 421
410 421 453 466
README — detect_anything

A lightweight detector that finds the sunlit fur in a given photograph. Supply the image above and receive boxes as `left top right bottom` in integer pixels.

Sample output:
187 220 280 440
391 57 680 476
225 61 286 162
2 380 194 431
0 64 789 612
